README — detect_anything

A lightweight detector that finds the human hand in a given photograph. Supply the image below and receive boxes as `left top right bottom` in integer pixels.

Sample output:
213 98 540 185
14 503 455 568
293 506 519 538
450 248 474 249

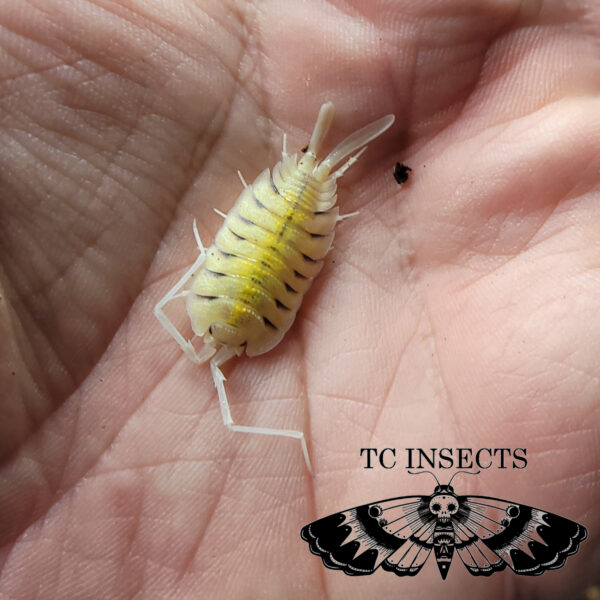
1 1 598 598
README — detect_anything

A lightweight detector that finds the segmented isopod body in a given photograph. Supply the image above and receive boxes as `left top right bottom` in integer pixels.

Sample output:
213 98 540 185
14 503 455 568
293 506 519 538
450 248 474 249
188 145 336 355
155 102 394 473
189 103 393 354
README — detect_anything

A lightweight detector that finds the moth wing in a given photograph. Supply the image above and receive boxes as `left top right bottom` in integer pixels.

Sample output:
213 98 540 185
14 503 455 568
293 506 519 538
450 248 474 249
301 495 434 576
453 495 587 576
381 518 435 577
453 517 506 576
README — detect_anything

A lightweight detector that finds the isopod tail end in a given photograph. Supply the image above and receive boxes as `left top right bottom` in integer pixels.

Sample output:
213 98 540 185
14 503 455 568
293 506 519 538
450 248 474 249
307 102 335 157
316 113 395 179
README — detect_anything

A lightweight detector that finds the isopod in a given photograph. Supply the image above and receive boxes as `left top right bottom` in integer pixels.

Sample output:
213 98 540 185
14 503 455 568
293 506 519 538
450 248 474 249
155 102 394 474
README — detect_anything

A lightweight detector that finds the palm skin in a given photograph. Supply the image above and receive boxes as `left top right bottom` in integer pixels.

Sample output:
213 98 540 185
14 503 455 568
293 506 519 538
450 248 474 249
1 0 598 598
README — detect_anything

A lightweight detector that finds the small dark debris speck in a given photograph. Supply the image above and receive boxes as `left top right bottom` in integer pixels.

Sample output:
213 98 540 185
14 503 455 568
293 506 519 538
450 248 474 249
393 162 412 184
301 144 308 153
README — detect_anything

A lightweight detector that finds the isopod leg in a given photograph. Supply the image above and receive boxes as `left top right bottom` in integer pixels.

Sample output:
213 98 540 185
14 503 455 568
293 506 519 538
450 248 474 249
154 221 214 364
192 219 204 252
337 210 360 222
210 347 314 475
237 170 248 188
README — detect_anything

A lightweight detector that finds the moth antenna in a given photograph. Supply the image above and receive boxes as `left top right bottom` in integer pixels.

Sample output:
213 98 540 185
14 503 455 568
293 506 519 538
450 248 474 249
408 470 441 486
448 470 481 487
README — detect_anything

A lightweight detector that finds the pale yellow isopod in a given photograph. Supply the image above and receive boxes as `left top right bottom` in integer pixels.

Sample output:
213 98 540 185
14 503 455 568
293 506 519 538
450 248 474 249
155 102 394 473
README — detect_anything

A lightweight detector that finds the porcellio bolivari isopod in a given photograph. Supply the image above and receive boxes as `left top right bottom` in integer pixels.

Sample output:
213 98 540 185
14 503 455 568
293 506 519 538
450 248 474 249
155 102 394 473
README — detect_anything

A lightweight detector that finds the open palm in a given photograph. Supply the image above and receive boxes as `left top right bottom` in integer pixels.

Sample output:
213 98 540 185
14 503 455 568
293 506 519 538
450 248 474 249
1 1 598 598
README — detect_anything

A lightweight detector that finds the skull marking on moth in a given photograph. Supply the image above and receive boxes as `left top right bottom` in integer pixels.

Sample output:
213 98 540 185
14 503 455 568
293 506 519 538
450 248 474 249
429 495 459 523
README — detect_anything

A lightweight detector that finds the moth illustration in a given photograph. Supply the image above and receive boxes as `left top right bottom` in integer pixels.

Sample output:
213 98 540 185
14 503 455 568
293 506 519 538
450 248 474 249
301 471 587 580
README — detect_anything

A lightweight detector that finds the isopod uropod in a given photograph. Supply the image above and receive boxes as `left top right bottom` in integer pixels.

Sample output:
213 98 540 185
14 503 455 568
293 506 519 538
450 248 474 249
155 102 395 474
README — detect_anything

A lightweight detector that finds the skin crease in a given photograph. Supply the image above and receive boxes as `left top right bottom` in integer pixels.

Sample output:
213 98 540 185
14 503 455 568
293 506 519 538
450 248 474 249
0 0 599 598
